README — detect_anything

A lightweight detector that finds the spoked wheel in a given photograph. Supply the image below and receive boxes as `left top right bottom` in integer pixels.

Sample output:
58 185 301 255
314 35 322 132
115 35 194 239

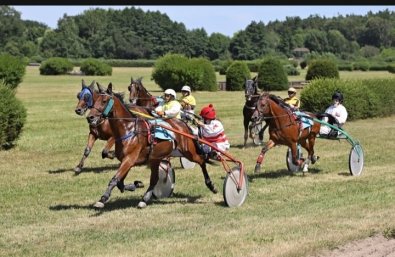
223 166 248 207
153 160 175 198
250 122 264 145
286 146 303 172
180 157 196 169
349 143 364 176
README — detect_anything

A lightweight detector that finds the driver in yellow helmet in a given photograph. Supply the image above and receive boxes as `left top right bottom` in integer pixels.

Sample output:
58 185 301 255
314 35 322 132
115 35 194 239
284 87 300 110
179 85 196 120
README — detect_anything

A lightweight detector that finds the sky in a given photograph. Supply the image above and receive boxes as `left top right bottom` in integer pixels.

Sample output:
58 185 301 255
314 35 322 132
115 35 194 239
12 5 395 37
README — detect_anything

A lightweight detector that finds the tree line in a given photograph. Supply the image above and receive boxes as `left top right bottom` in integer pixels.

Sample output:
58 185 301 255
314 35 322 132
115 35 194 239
1 6 395 62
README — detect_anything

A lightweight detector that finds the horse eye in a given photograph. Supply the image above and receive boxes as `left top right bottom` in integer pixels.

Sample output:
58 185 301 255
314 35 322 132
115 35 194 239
83 94 90 102
128 86 131 92
76 92 81 99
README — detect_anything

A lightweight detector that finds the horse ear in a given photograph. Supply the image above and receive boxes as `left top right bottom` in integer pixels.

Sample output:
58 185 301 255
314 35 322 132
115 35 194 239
97 82 104 93
89 80 95 88
130 76 134 83
138 76 143 82
82 79 86 88
107 82 113 94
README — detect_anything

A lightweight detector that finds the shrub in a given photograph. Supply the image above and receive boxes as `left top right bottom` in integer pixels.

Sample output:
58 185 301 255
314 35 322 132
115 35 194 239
300 60 307 69
353 61 370 71
80 58 112 76
0 83 27 149
284 64 300 76
305 59 339 81
257 57 288 91
300 78 395 121
388 65 395 74
188 58 217 91
152 53 217 92
0 54 27 90
39 57 73 75
225 61 251 91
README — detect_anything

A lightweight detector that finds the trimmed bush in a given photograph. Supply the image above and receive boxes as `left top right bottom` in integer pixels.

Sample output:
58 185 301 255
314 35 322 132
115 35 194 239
152 53 217 92
300 78 395 121
300 60 307 69
0 83 27 149
39 57 73 75
188 58 217 91
257 58 288 91
80 58 112 76
353 61 370 71
0 54 27 90
225 61 251 91
284 64 300 76
305 59 339 81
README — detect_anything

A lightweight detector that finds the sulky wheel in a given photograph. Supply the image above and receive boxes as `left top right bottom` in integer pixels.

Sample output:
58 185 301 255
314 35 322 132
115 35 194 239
286 146 303 172
180 157 196 169
153 160 175 198
223 166 248 207
349 143 364 176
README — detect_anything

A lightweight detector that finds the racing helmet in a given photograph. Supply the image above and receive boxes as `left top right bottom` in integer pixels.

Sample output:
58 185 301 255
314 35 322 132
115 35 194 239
332 91 344 103
181 85 191 93
200 104 216 120
164 88 177 98
288 87 297 94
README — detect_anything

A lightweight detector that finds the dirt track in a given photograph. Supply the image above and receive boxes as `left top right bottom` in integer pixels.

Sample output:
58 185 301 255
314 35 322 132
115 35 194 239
312 234 395 257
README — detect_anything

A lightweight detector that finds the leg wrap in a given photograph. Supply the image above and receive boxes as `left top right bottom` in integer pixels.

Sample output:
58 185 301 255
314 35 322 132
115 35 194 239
256 152 265 164
84 147 91 157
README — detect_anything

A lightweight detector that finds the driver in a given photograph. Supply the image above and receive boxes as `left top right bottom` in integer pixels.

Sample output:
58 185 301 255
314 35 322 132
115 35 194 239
154 88 181 119
320 91 348 136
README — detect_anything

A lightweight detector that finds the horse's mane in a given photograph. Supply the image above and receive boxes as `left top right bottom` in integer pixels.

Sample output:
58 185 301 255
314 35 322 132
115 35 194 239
113 92 124 104
264 93 293 110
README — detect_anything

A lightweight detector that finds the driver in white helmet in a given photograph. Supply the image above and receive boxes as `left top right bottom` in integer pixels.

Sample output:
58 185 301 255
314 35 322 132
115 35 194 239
154 88 181 119
179 85 196 120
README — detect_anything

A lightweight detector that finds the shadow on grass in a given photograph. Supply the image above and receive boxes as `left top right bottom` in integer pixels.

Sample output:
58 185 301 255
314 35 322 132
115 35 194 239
246 167 322 181
49 191 209 216
48 164 118 175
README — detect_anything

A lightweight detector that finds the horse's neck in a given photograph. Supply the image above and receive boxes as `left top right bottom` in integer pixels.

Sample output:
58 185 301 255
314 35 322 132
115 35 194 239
267 99 295 128
137 88 153 107
109 100 135 137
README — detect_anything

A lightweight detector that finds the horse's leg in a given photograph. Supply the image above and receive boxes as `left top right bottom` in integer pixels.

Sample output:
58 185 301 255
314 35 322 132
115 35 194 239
94 155 136 208
74 132 97 174
258 123 268 142
299 140 311 172
137 159 161 209
101 137 115 159
138 141 173 208
254 139 276 173
243 118 249 148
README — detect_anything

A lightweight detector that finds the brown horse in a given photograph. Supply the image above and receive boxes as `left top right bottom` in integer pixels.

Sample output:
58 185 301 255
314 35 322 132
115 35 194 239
254 93 321 173
128 77 162 108
87 83 217 208
74 80 115 174
243 77 267 147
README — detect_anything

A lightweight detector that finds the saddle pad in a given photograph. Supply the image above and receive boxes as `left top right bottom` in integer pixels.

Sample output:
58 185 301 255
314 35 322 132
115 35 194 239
148 119 175 141
294 111 314 129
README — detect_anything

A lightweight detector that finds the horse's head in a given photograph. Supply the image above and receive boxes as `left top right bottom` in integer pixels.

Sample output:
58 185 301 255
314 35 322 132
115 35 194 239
87 82 115 126
128 77 144 104
256 93 271 115
75 80 96 116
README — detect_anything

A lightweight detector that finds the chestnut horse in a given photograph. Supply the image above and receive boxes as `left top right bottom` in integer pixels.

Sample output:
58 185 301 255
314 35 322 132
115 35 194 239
128 77 162 108
74 80 115 174
243 77 267 147
87 83 217 209
254 93 321 173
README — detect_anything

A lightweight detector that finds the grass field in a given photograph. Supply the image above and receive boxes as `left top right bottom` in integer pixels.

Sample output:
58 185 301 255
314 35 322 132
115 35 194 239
0 67 394 257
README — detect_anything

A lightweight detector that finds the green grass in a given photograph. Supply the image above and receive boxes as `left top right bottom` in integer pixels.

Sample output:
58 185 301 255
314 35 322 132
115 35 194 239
0 67 394 257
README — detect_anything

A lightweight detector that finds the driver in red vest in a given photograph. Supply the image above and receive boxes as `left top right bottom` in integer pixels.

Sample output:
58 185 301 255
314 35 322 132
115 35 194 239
195 104 230 159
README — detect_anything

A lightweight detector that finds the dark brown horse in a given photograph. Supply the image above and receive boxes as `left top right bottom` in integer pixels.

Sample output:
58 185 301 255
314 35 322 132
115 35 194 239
74 80 115 174
254 93 321 173
128 77 162 108
243 77 267 147
87 83 217 208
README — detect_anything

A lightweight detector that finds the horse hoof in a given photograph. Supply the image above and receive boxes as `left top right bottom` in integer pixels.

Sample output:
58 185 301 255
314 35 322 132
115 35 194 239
311 155 320 164
137 201 147 209
94 201 104 208
74 167 82 174
254 164 261 174
134 180 144 188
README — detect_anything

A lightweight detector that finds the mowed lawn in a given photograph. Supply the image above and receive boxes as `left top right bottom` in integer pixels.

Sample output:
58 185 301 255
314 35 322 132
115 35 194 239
0 66 394 257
